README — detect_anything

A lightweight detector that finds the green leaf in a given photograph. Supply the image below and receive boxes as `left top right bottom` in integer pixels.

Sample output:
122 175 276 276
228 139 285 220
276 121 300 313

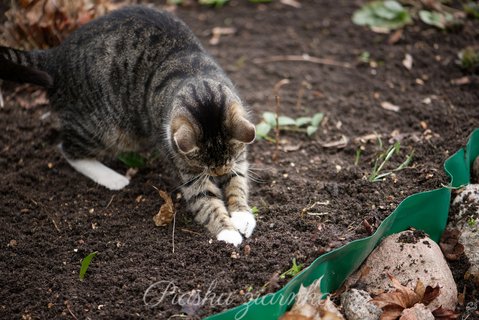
419 10 453 29
198 0 229 7
251 206 259 216
464 2 479 19
80 251 97 281
383 0 404 13
352 1 412 31
262 112 277 127
278 116 296 126
280 258 304 279
295 117 312 127
118 152 146 168
255 122 271 139
311 112 324 127
307 126 318 136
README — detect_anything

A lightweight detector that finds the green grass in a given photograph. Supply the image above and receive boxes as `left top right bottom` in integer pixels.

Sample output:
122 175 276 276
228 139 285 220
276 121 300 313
79 251 98 281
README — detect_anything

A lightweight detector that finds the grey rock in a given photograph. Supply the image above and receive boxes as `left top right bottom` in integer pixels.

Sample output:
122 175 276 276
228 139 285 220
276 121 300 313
343 231 457 310
340 289 381 320
401 303 434 320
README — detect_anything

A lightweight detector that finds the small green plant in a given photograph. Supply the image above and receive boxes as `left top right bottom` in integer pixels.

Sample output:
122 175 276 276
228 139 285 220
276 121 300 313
352 0 412 31
369 139 414 182
467 216 477 228
458 47 479 71
251 206 260 216
255 112 324 142
79 251 98 281
118 152 146 168
419 10 454 29
464 2 479 19
198 0 229 7
280 258 303 279
359 51 371 64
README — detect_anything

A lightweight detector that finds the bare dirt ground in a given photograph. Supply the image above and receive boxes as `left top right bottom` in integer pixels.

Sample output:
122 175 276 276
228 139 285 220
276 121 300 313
1 0 478 318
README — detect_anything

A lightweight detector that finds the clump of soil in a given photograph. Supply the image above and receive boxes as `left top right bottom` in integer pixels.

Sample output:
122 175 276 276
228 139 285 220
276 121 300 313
1 0 478 319
397 229 427 244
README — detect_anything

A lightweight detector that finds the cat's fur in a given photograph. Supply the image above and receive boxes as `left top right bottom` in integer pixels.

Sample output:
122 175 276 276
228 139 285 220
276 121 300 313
0 6 256 246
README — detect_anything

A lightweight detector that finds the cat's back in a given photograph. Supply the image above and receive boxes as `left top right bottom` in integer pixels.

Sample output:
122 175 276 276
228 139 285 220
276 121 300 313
62 6 198 49
47 6 202 76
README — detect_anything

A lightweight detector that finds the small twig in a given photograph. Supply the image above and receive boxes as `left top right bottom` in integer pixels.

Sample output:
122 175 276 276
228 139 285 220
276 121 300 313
66 302 78 320
51 218 61 232
180 228 201 236
171 212 176 254
272 95 280 162
253 54 352 68
105 195 115 209
0 86 4 109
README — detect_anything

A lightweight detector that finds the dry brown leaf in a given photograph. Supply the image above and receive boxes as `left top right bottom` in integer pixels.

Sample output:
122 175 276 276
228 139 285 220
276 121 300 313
439 228 465 261
431 307 460 319
209 27 236 45
372 274 421 309
1 0 126 50
280 313 313 320
152 189 174 227
402 54 413 71
450 76 470 85
380 101 400 112
372 274 443 320
421 285 440 306
318 135 348 148
388 29 403 44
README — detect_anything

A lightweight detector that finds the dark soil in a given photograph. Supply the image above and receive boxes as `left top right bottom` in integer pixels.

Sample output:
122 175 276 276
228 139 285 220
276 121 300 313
1 0 478 319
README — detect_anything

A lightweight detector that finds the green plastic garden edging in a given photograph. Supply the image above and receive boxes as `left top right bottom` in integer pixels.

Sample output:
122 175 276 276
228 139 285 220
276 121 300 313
206 128 479 320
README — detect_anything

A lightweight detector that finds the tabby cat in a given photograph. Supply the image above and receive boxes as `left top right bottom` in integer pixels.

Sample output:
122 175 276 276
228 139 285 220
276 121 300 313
0 6 256 246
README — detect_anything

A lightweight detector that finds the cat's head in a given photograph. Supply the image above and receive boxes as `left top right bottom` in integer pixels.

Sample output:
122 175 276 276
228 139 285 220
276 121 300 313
169 82 255 176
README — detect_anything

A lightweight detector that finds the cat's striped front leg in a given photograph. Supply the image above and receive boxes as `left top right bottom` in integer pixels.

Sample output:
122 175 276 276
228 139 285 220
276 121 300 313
181 174 243 246
223 160 256 238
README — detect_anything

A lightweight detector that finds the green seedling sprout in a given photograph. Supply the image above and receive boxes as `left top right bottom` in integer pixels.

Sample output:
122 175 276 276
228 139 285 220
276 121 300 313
279 258 303 279
199 0 229 7
256 112 324 142
251 206 259 216
369 140 414 182
118 152 146 168
467 216 477 228
352 0 412 32
80 251 98 281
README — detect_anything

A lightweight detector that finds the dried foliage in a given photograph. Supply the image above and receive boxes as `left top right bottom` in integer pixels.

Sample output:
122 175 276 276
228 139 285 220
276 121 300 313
279 278 345 320
432 307 460 319
371 274 440 320
152 188 175 227
0 0 125 49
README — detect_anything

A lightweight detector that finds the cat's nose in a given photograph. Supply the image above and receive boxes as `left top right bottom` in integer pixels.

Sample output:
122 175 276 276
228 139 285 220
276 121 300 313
210 165 230 176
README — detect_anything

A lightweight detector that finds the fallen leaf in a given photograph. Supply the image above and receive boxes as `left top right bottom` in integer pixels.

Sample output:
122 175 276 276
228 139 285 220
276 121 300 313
318 135 348 148
450 76 470 85
421 285 440 305
280 0 301 8
381 101 401 112
402 54 413 70
152 188 175 227
388 29 403 44
209 26 236 45
431 306 460 319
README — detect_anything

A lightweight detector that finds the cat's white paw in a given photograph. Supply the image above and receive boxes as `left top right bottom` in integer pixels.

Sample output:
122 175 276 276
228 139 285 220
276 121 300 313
66 158 130 190
101 174 130 190
230 211 256 238
216 229 243 246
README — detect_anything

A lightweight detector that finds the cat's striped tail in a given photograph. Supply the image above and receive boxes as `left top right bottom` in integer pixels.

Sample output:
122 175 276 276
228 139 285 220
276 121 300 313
0 46 53 88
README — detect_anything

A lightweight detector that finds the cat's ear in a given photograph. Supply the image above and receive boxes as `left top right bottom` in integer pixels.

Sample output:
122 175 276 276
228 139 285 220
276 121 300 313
172 120 198 154
229 103 256 144
231 117 256 144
